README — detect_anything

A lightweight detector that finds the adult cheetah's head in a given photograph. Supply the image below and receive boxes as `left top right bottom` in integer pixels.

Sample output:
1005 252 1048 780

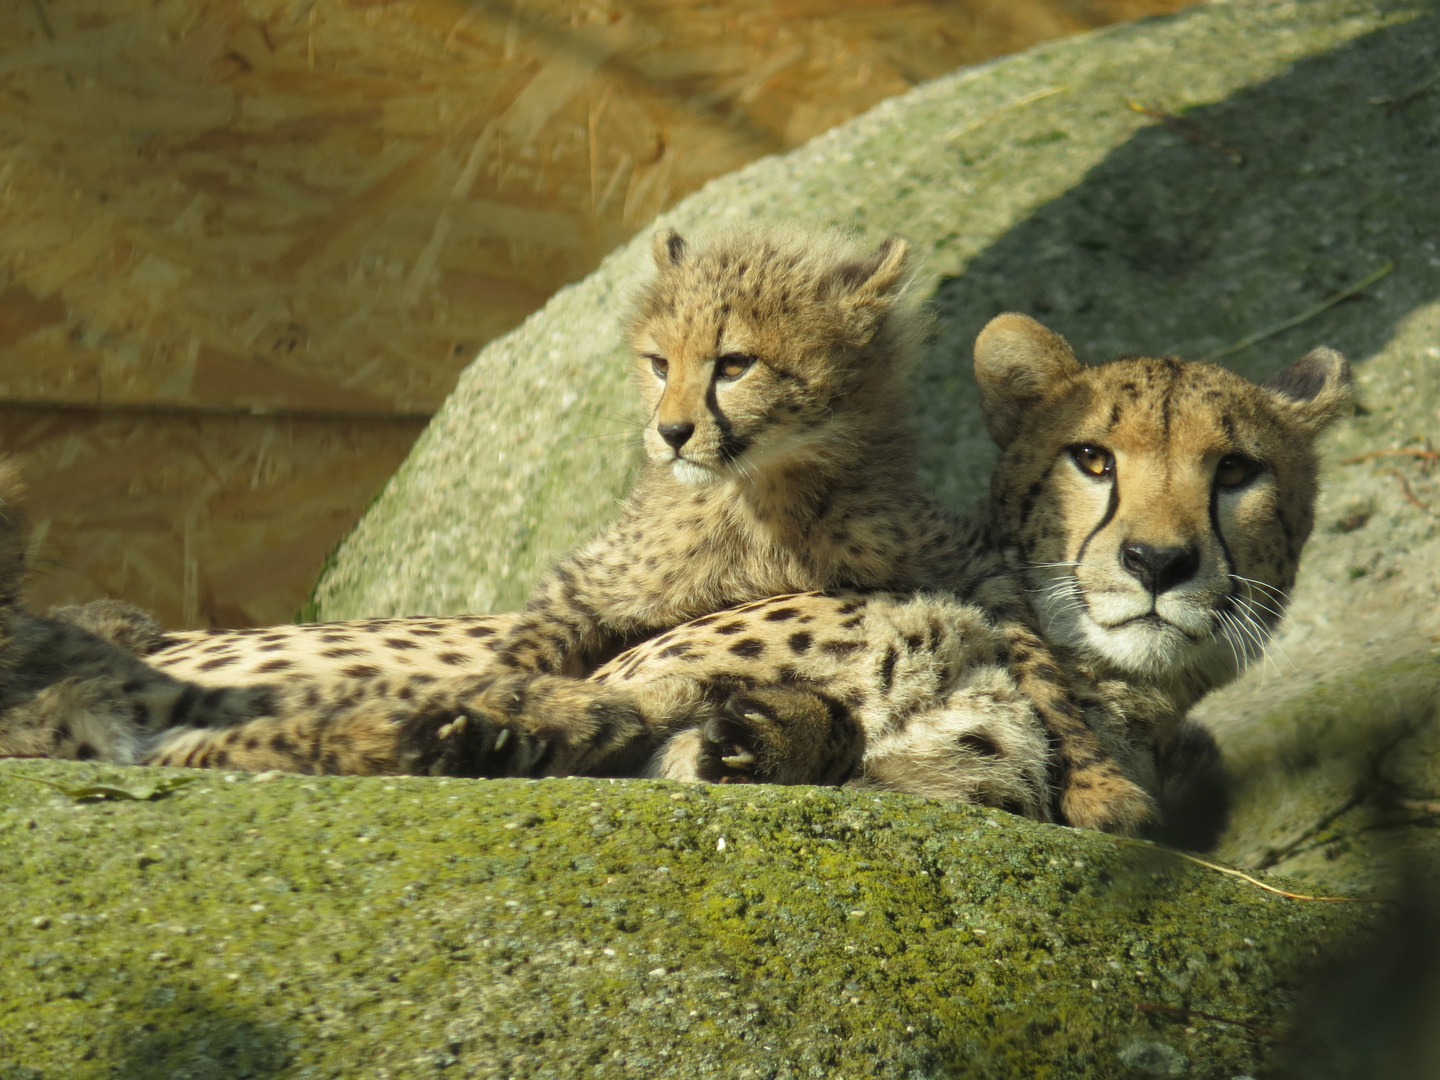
628 226 918 487
976 314 1353 692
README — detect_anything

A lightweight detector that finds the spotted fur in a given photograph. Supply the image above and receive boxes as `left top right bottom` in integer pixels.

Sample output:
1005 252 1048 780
382 317 1352 825
150 614 518 689
129 229 1145 832
131 316 1349 845
0 465 282 764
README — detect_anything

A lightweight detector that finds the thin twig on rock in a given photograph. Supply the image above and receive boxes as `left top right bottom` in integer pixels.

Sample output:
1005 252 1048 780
1134 1002 1292 1043
1127 102 1243 163
1340 448 1440 466
1118 838 1391 903
27 0 54 39
1382 469 1436 515
1372 68 1440 116
1169 850 1389 902
1208 262 1394 361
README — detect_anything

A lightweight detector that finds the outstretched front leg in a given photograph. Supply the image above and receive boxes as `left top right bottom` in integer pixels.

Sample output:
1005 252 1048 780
394 672 688 778
997 619 1157 835
393 670 867 787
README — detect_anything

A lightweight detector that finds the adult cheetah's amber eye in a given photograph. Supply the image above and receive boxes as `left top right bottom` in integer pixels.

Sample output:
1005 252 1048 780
1070 444 1114 479
715 352 756 380
1215 453 1261 489
647 354 669 379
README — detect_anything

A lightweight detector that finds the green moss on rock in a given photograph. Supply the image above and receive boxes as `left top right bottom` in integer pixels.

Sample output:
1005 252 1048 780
0 761 1372 1078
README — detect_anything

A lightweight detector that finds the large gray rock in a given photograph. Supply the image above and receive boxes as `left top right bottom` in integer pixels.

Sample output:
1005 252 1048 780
315 0 1440 888
0 761 1374 1079
313 0 1438 625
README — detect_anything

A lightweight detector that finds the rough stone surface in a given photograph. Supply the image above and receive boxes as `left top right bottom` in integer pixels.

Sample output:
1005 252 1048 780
0 761 1372 1079
313 0 1440 894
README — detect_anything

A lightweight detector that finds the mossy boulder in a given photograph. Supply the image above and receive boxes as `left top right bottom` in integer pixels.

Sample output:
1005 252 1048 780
0 761 1375 1079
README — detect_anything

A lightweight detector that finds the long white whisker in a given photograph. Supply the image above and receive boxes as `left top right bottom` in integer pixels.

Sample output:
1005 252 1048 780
1241 599 1295 675
1227 610 1262 672
1228 576 1294 656
1228 575 1289 620
1230 573 1291 605
1215 611 1245 674
1233 602 1284 676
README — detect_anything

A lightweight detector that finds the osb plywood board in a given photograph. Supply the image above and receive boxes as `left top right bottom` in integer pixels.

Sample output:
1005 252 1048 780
0 0 1194 626
1 409 427 628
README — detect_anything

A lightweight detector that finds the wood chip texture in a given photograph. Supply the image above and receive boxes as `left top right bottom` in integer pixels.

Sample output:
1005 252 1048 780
0 0 1192 626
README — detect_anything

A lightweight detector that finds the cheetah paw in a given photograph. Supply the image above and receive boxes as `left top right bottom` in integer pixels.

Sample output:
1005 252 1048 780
397 708 548 778
1060 772 1158 836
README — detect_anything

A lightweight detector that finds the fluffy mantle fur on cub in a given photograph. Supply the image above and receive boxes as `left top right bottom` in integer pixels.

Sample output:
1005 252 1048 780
405 226 1151 832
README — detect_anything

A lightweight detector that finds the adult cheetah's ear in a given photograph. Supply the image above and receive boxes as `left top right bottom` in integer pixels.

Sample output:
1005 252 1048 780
973 313 1082 448
1263 347 1355 434
825 237 910 343
652 228 687 269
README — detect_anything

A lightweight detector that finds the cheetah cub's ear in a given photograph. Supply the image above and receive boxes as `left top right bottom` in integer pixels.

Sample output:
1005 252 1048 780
1263 346 1355 434
652 228 687 268
973 313 1083 449
821 236 910 345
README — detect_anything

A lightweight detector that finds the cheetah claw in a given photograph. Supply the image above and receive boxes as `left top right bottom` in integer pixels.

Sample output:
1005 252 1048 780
397 706 548 778
697 713 760 784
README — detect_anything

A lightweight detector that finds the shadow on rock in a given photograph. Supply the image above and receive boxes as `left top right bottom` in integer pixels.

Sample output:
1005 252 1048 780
1214 657 1440 885
1148 721 1232 854
919 11 1440 509
105 983 291 1080
1271 868 1440 1079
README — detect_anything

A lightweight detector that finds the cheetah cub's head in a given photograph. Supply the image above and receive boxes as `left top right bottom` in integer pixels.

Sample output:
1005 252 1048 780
976 314 1353 693
629 226 917 487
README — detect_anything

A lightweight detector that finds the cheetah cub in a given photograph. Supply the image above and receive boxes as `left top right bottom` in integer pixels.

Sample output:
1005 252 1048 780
0 462 282 764
398 226 1150 832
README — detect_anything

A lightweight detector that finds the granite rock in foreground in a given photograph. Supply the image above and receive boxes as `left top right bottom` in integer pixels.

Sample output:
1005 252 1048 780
0 762 1373 1079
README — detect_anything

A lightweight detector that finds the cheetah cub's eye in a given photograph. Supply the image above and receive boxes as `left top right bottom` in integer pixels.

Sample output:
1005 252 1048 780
648 354 669 379
1069 444 1115 479
715 353 756 380
1215 453 1261 489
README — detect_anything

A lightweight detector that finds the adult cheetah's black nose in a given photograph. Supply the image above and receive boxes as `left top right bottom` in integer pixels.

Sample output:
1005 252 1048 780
1120 541 1200 594
658 421 695 449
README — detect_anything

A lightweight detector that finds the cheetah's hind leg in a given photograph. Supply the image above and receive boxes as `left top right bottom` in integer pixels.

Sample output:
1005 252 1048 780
695 686 863 785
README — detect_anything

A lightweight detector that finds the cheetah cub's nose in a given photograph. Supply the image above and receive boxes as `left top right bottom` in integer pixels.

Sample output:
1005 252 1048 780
1120 542 1200 595
658 421 695 450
